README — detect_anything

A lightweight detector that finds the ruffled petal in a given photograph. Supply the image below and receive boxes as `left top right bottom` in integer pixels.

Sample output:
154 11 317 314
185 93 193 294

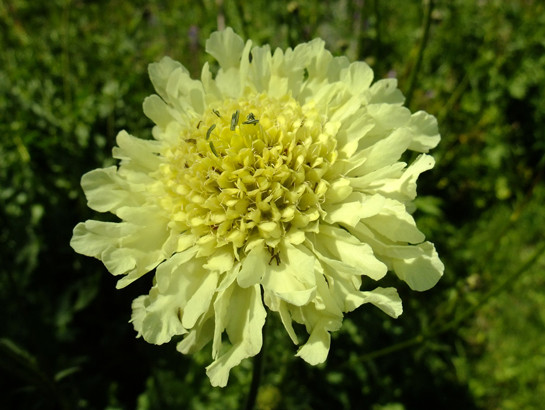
407 111 441 152
237 242 269 287
80 166 144 213
148 56 187 102
361 198 426 244
131 253 220 344
352 223 444 291
261 242 317 306
206 284 266 387
371 154 435 202
392 242 444 291
70 208 177 289
356 287 403 318
205 27 246 70
295 321 331 365
364 78 405 105
339 61 374 96
312 224 387 281
323 192 386 226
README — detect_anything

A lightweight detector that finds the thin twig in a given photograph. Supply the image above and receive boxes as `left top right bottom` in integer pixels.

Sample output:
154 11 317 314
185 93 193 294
244 315 267 410
358 239 545 363
405 0 434 108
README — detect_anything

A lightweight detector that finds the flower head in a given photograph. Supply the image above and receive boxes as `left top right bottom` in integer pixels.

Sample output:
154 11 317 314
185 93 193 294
71 28 443 387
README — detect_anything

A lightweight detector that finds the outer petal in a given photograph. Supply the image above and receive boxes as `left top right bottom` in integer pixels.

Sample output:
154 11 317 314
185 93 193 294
349 126 412 176
182 271 219 328
392 242 444 291
355 287 403 318
164 67 206 115
176 310 215 355
294 311 342 365
246 44 272 93
339 61 374 96
132 255 219 344
112 130 163 172
295 321 331 365
70 207 177 289
334 111 376 157
80 166 144 213
348 162 406 193
361 198 426 244
352 223 444 291
263 293 299 344
312 224 387 281
130 295 148 338
261 242 317 306
205 27 246 70
131 293 187 345
407 111 441 152
364 78 405 105
143 94 178 128
148 56 187 102
372 154 436 202
206 284 266 387
237 242 269 287
323 192 386 226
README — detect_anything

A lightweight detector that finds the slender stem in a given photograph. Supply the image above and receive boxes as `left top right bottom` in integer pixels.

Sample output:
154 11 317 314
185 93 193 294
374 0 382 62
358 239 545 363
405 0 434 108
216 0 225 31
350 0 364 60
441 239 545 332
244 320 267 410
437 73 469 124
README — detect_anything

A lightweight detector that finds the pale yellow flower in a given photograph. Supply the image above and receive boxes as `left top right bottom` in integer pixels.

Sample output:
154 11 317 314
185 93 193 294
71 28 443 387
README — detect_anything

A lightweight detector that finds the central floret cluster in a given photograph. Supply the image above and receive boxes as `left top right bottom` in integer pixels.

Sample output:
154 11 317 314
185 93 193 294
158 93 338 251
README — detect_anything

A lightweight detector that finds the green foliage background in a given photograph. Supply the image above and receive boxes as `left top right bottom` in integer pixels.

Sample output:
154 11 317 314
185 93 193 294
1 0 544 408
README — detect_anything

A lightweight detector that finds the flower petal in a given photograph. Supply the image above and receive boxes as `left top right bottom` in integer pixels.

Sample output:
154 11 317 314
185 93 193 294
312 224 387 281
80 167 141 213
340 61 374 96
373 154 435 202
182 272 219 329
142 94 178 128
349 126 412 175
261 242 317 306
295 322 331 365
112 130 163 172
237 243 269 287
357 287 403 318
205 27 246 70
352 223 444 291
392 242 444 291
407 111 441 152
323 192 386 226
71 209 177 289
148 56 187 102
365 78 405 105
206 284 266 387
362 198 426 244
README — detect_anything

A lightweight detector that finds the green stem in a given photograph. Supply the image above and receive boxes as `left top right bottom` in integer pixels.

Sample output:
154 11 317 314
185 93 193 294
437 73 469 124
244 320 267 410
374 0 382 62
405 0 434 108
358 239 545 363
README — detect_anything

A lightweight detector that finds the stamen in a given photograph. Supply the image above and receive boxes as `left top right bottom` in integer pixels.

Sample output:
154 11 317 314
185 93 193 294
230 110 240 131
